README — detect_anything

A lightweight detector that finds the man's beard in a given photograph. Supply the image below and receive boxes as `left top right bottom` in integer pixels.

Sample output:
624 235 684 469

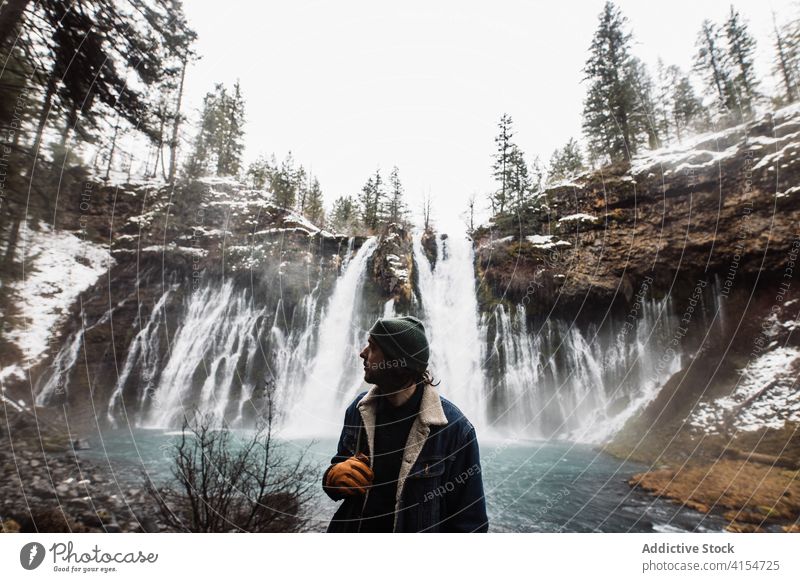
364 365 413 392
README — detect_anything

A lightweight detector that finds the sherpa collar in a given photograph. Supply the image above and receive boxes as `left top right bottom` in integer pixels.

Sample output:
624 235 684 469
356 382 448 531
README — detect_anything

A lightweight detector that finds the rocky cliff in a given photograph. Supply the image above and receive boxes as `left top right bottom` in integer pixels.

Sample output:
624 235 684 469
2 177 362 431
473 104 800 530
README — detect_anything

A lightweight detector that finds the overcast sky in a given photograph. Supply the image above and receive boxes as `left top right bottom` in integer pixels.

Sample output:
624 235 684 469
180 0 796 227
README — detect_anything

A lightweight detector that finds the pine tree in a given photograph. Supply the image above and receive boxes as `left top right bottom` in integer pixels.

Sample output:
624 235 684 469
627 57 661 149
358 174 377 230
216 79 245 176
330 195 357 234
581 1 641 163
772 12 800 103
672 73 706 140
183 90 219 178
387 166 408 226
724 6 760 117
507 144 532 214
695 19 738 119
271 153 296 208
183 81 246 178
548 138 585 184
491 113 515 214
357 169 385 230
294 165 308 213
654 59 675 146
245 155 274 189
305 176 325 226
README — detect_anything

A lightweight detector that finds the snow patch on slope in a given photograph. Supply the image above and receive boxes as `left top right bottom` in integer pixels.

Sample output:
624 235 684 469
4 222 113 366
689 346 800 433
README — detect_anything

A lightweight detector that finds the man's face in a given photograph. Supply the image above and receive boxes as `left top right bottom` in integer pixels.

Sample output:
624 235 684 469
359 335 410 390
359 336 385 384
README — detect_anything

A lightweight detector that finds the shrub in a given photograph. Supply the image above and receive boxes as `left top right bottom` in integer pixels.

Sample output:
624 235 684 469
143 402 317 532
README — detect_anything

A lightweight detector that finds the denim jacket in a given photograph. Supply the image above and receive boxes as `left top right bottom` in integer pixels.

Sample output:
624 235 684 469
322 383 489 533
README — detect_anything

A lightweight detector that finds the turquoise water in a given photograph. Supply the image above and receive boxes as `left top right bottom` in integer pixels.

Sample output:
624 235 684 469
76 428 727 533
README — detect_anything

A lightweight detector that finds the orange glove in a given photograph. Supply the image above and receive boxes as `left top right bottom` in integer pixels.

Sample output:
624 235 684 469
325 453 374 495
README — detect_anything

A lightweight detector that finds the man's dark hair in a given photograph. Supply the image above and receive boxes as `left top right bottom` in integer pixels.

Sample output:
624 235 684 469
419 369 440 387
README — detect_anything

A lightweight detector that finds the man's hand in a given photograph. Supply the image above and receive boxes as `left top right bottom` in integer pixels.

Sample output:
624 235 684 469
325 453 373 495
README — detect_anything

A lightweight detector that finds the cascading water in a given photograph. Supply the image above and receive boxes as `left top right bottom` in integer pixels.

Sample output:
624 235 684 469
106 283 178 425
412 228 486 431
35 326 85 406
142 279 270 428
282 237 378 437
482 295 684 442
35 220 704 445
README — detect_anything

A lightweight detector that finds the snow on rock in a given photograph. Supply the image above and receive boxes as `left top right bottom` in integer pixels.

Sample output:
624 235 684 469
525 234 572 249
141 244 208 257
557 213 598 224
630 103 800 178
5 222 113 366
475 235 513 251
689 346 800 433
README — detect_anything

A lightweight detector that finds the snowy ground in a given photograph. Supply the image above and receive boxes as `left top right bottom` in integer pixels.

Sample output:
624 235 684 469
1 221 112 380
688 346 800 433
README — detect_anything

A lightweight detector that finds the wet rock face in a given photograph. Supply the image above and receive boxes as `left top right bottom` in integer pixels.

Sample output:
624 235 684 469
370 223 413 308
474 105 800 320
23 178 355 430
420 228 437 268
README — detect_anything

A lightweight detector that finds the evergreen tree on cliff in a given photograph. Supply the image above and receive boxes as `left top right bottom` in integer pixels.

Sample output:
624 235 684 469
694 19 738 121
724 6 760 117
507 144 532 214
491 113 515 214
548 138 585 184
304 176 325 226
628 57 661 149
330 195 358 234
772 11 799 105
271 153 297 208
216 80 245 176
245 155 273 189
581 1 641 163
672 72 706 141
358 169 385 231
387 166 409 226
184 81 246 178
184 89 218 178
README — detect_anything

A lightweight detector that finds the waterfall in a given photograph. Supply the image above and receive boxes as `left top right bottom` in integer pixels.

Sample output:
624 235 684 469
483 296 683 442
35 300 118 406
35 326 85 406
142 280 268 428
412 229 486 431
106 283 178 425
37 217 696 444
281 237 378 437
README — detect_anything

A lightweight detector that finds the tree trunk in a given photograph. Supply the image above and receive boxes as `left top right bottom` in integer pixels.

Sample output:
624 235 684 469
104 119 120 181
3 211 22 267
151 111 164 179
0 0 31 50
33 71 57 155
168 59 187 183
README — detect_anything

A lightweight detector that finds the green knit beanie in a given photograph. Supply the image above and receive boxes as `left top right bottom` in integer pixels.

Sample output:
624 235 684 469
368 315 430 373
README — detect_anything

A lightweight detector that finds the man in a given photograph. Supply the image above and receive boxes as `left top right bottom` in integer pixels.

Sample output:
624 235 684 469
322 315 488 532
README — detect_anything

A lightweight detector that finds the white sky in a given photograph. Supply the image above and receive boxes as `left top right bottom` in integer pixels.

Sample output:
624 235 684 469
180 0 796 226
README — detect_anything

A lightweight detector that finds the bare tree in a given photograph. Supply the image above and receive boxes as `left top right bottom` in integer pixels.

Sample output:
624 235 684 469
143 397 318 532
467 193 477 234
422 190 433 231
